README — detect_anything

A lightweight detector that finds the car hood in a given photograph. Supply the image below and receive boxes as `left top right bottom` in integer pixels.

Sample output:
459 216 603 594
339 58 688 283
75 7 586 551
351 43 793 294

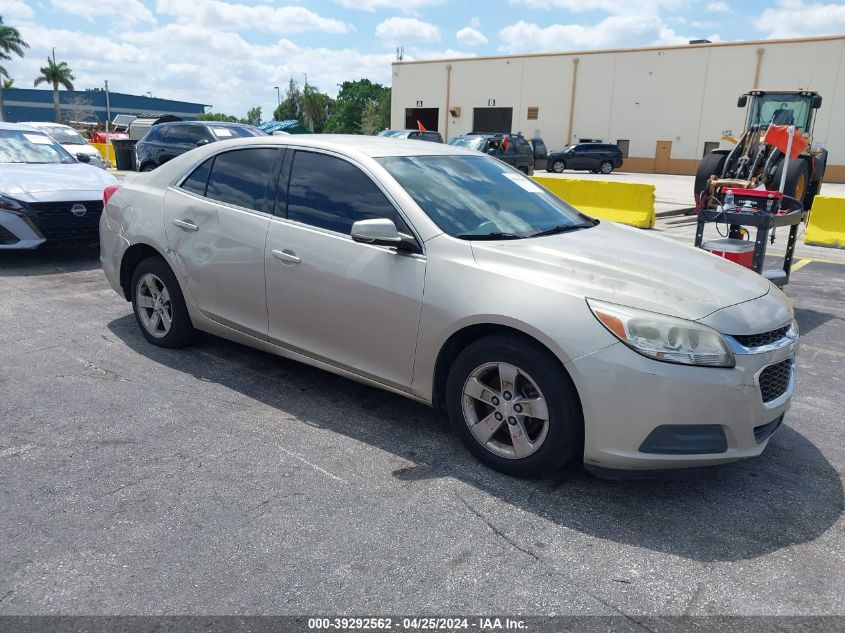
62 143 100 156
469 221 774 321
0 163 117 202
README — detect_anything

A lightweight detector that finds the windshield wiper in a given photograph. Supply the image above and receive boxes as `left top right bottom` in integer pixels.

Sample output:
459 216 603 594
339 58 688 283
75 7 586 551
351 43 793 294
456 232 524 240
529 221 598 238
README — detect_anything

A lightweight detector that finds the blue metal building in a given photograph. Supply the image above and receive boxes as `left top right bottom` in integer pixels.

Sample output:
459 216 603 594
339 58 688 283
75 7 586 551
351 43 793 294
1 88 209 123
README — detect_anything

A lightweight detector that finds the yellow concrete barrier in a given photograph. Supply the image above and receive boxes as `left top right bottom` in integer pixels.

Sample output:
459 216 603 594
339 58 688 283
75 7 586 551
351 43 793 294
532 176 655 229
91 143 115 164
805 196 845 249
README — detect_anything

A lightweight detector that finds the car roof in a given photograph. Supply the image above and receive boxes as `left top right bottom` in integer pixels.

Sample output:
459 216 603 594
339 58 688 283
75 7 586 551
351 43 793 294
0 122 50 132
17 121 73 129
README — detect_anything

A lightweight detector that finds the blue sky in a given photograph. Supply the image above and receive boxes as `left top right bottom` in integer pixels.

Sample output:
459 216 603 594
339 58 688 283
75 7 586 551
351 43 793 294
1 0 843 116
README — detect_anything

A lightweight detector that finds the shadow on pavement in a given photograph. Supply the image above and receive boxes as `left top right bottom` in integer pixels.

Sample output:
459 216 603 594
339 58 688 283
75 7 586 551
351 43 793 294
107 315 843 564
0 244 100 277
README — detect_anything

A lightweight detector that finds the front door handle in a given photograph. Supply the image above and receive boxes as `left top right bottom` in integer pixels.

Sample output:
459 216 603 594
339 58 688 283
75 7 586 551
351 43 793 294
271 249 301 264
173 219 199 232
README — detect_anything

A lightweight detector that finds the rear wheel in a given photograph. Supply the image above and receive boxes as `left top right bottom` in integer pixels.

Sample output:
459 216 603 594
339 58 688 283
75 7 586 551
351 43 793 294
694 152 727 209
599 161 613 175
772 158 810 206
445 335 582 478
550 159 566 173
131 256 195 348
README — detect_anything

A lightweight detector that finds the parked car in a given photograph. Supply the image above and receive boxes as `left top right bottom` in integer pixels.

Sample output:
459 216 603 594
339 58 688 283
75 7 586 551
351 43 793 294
547 143 623 174
0 122 118 249
449 133 535 175
378 129 444 143
19 121 108 169
531 137 549 171
134 121 266 171
101 135 797 479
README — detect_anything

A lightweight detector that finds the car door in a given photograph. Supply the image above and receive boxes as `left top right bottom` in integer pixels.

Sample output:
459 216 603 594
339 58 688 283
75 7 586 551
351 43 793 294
186 124 213 150
163 147 282 338
567 145 588 170
158 125 191 165
532 139 548 170
265 149 426 390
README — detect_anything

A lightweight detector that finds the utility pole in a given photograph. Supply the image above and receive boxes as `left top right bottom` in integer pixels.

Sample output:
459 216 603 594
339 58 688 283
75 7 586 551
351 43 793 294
104 80 111 164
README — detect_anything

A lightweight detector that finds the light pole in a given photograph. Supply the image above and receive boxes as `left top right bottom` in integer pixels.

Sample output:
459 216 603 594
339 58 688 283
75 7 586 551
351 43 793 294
104 80 111 164
274 86 281 107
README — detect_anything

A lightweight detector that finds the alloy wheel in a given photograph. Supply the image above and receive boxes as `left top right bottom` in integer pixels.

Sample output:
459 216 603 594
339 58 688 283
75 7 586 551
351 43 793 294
600 161 613 174
136 273 173 338
461 361 550 460
553 160 565 173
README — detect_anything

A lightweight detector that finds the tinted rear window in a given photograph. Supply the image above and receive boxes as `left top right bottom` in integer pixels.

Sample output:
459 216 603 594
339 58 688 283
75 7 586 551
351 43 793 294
205 148 278 212
181 158 213 196
208 125 263 139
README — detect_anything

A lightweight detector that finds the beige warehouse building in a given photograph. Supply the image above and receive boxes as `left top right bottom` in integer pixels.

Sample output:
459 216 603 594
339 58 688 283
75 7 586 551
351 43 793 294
390 34 845 182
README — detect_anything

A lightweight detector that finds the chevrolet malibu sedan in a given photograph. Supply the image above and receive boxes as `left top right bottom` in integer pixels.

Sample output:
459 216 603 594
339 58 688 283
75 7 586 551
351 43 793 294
100 135 798 478
0 122 118 249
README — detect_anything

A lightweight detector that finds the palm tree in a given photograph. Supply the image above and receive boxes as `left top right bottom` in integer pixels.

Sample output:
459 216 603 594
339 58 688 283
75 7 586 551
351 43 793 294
34 57 74 123
0 16 29 122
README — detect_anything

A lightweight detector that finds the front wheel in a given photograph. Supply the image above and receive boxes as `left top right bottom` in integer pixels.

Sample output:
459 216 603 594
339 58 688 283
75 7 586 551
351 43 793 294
550 159 565 173
445 335 583 478
599 161 613 174
131 256 195 348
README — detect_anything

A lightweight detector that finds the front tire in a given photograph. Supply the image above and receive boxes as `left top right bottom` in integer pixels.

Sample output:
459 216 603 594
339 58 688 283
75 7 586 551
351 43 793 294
131 256 195 348
550 159 565 173
694 152 727 209
772 157 811 207
445 335 583 478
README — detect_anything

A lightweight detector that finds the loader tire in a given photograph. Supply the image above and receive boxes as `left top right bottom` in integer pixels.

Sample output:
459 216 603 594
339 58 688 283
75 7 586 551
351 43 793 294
694 152 726 210
772 157 811 208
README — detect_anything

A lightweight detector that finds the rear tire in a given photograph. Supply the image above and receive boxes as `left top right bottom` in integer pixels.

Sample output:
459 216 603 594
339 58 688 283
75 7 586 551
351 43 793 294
445 335 582 478
694 152 727 209
550 159 565 173
599 161 613 175
130 256 195 348
772 158 811 206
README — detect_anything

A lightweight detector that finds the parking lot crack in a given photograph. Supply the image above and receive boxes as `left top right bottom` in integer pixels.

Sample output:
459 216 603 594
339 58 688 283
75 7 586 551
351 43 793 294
454 493 540 562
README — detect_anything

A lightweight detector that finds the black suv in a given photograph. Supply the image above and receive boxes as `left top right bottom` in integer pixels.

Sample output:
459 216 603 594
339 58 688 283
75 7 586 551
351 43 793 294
546 143 623 174
135 121 266 171
378 129 444 143
448 133 535 175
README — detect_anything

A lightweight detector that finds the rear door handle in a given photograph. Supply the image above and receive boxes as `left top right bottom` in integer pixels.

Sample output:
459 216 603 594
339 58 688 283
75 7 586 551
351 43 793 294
271 249 301 264
173 219 199 232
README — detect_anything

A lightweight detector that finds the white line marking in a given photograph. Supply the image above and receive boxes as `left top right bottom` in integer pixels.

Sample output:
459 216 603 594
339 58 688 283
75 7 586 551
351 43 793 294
277 446 348 484
0 443 35 458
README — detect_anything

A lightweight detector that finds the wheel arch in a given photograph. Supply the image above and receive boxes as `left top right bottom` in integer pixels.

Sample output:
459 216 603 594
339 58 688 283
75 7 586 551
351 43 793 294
119 241 170 301
431 322 583 417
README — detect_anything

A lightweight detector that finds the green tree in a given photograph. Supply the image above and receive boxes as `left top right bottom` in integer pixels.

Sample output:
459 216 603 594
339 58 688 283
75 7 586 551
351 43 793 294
273 77 303 122
324 79 390 134
0 16 29 122
198 111 239 122
33 56 74 123
241 105 261 126
302 83 333 132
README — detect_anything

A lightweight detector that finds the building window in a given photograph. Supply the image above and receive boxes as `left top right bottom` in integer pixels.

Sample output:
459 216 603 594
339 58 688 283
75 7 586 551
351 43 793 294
527 106 539 120
616 139 630 157
703 141 719 156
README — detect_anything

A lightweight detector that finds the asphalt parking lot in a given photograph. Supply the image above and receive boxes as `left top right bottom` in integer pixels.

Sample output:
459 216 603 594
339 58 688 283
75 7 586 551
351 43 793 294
1 229 844 616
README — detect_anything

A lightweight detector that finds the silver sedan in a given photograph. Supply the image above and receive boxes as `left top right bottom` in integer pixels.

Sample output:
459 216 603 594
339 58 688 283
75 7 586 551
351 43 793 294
100 135 798 478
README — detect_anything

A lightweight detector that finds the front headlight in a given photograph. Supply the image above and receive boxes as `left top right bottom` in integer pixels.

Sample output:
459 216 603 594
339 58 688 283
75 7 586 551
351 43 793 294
0 195 25 213
587 299 735 368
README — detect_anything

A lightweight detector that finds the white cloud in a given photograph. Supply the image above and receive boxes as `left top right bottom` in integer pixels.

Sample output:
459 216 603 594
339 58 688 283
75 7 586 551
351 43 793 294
49 0 155 24
375 17 440 44
335 0 443 12
7 21 393 116
456 26 488 46
499 15 669 53
755 0 845 38
507 0 689 14
0 0 35 19
156 0 353 35
706 1 732 12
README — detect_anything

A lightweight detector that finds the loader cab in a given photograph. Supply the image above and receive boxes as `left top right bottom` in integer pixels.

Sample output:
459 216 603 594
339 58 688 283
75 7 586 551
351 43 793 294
739 90 821 134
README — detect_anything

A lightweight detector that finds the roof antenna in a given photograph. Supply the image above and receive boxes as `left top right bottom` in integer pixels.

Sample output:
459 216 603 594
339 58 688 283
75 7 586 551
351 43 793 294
396 46 404 62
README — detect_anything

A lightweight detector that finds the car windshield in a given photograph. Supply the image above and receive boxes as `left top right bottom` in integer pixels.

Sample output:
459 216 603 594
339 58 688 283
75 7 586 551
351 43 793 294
378 130 409 138
39 126 87 145
448 137 486 152
378 155 594 239
208 125 265 139
0 129 77 164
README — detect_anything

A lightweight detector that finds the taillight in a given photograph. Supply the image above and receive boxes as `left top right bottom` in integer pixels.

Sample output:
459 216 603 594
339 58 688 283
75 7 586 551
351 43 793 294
103 185 120 206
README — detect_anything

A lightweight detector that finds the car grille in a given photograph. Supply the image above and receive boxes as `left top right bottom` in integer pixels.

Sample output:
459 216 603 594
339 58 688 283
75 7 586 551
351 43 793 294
27 200 104 242
733 325 790 348
759 359 792 403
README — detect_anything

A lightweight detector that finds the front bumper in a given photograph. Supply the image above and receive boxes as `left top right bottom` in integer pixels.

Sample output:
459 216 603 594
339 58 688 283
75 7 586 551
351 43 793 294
1 198 105 249
570 331 797 471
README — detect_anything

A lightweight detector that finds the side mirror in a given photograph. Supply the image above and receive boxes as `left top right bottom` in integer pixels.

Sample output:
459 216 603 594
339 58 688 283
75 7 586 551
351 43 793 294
737 95 748 108
812 95 822 109
486 148 498 156
76 152 92 163
351 218 403 247
196 139 210 147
